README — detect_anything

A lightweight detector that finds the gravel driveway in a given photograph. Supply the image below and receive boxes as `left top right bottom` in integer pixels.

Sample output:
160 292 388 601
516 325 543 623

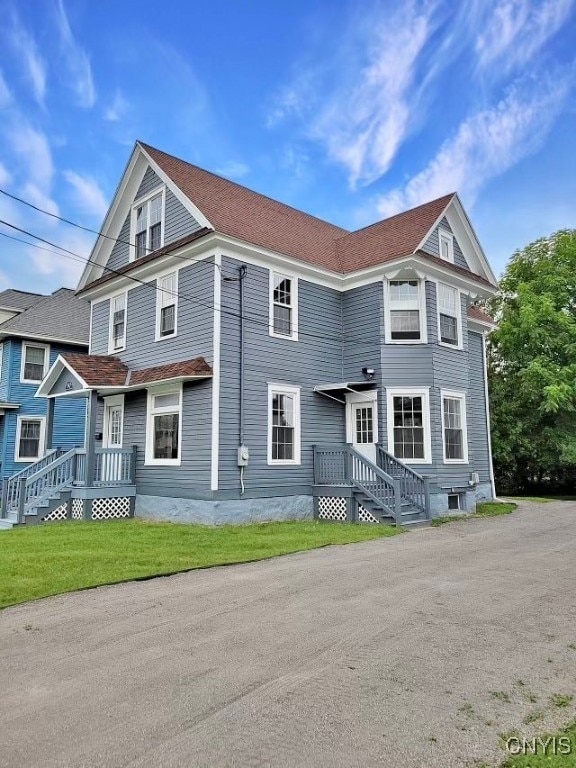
1 501 575 768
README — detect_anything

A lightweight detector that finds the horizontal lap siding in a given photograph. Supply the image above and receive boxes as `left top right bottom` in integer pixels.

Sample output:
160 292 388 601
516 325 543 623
467 331 491 483
122 259 213 369
421 216 471 271
90 299 110 354
0 340 12 401
106 167 202 273
218 257 344 494
122 381 212 494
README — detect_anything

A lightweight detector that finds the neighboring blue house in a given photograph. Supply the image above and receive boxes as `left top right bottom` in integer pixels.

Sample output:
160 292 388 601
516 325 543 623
0 288 89 490
8 142 498 528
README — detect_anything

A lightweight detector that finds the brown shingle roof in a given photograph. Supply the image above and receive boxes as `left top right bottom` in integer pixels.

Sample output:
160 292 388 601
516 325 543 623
467 306 496 325
62 354 212 389
336 194 455 272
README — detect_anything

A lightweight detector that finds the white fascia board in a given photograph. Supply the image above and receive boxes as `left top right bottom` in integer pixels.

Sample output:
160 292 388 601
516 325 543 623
0 331 88 347
445 196 498 286
35 355 89 398
467 317 497 332
380 255 498 298
137 143 213 231
415 196 454 257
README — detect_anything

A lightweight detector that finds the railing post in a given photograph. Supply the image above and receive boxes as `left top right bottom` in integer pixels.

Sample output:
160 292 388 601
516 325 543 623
394 479 402 526
1 481 8 519
344 445 353 484
70 450 78 484
84 391 98 488
131 445 138 484
423 477 432 520
312 445 318 485
18 477 27 524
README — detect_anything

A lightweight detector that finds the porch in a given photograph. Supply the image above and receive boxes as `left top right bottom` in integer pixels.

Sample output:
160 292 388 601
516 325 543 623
313 443 431 526
0 445 136 527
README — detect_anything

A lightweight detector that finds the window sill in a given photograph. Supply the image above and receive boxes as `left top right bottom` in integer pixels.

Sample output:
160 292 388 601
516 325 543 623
269 331 299 342
108 345 126 355
144 458 182 467
14 456 41 463
19 379 42 386
443 458 469 465
438 341 463 350
154 333 178 343
267 460 301 466
385 339 427 345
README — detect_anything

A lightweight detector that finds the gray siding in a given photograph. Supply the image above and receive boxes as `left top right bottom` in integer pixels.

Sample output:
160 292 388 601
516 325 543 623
90 300 110 354
421 216 470 271
122 258 213 369
105 166 203 273
123 381 213 495
218 256 344 495
467 331 491 483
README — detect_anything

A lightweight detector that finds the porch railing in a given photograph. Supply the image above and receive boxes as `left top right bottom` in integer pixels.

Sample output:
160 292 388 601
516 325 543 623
376 446 431 519
1 446 137 519
313 444 400 523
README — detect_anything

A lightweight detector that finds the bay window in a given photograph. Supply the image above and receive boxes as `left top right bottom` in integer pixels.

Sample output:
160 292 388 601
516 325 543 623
438 283 461 347
386 280 426 343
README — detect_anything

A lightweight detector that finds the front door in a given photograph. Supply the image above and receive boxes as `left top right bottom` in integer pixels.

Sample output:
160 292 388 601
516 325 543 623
346 393 378 464
102 396 124 484
103 402 123 448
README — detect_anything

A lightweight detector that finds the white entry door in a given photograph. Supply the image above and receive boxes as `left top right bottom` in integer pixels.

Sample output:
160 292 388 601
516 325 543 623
346 393 378 464
103 400 124 448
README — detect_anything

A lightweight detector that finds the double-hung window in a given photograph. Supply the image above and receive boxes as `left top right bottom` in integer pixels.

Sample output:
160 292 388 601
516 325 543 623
21 342 49 383
156 271 178 339
268 384 301 464
134 190 164 259
441 391 468 463
439 229 454 262
386 388 431 464
386 280 426 343
15 416 46 461
438 283 461 347
146 386 182 465
109 293 127 353
270 272 298 340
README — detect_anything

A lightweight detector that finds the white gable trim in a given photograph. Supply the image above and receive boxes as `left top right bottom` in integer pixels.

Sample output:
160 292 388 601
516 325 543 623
36 355 89 398
77 143 214 291
416 194 497 286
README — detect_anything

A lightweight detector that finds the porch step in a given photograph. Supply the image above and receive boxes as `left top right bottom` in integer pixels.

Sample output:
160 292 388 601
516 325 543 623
354 490 428 527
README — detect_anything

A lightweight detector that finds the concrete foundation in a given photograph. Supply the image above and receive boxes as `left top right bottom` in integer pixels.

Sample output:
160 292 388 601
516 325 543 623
430 482 495 518
135 494 314 525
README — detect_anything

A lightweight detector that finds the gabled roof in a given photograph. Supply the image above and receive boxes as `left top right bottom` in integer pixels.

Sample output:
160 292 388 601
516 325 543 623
0 289 43 312
0 288 90 346
336 194 455 272
467 305 496 327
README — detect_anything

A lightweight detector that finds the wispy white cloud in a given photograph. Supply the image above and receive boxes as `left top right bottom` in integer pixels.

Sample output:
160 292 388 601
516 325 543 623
29 227 94 285
54 0 96 108
476 0 573 72
63 170 108 218
214 161 250 180
375 74 571 218
20 182 60 217
6 122 54 190
0 70 12 108
8 11 47 106
104 90 129 122
0 162 11 187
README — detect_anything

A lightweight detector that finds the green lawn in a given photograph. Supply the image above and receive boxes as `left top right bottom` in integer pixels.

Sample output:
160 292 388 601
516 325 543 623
431 501 517 527
0 519 401 609
508 495 576 503
500 721 576 766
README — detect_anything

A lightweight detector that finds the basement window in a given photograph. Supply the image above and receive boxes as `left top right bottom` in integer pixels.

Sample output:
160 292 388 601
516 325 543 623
448 493 461 511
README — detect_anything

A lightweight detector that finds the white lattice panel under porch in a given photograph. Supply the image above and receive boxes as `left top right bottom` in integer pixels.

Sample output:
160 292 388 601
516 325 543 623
72 499 83 520
41 503 68 522
317 497 347 521
358 505 379 523
91 497 131 520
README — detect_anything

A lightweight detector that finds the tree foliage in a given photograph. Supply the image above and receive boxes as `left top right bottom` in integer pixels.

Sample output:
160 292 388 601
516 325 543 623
488 229 576 493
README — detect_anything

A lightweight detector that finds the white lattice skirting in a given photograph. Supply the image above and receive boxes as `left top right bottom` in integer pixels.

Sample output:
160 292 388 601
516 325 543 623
317 497 347 521
91 497 131 520
357 504 379 523
41 503 68 522
72 499 84 520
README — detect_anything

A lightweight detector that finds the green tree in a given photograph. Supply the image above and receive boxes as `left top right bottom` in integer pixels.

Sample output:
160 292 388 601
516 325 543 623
488 230 576 493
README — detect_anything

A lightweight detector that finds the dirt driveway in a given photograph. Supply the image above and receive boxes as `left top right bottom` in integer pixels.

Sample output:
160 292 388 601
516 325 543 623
1 501 575 768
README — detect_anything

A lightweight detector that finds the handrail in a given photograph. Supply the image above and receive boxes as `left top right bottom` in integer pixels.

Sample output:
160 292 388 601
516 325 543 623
1 449 62 517
376 446 431 519
348 446 399 522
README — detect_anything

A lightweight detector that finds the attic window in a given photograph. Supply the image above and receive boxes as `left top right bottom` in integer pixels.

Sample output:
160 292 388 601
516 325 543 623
439 229 454 262
133 189 164 260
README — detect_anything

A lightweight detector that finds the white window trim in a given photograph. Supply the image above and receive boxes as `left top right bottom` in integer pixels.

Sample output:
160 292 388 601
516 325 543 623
384 279 428 345
440 389 469 464
129 185 166 263
102 394 125 448
154 268 179 341
145 383 183 466
108 290 128 354
15 415 46 462
267 383 301 465
386 387 432 465
438 228 454 263
269 270 299 341
20 342 50 385
436 282 463 350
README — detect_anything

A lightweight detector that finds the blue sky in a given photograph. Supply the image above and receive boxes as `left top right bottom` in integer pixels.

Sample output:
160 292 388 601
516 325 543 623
0 0 574 293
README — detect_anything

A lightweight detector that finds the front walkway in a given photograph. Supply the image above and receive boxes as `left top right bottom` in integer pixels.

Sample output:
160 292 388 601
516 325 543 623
1 501 575 768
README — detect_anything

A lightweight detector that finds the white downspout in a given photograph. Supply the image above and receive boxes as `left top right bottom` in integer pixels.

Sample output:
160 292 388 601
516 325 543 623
482 331 497 499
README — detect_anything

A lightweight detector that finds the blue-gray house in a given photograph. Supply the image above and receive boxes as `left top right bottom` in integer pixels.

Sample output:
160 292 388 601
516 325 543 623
8 142 498 528
0 288 89 497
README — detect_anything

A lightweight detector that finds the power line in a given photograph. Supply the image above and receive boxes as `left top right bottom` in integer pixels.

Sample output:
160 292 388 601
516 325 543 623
0 216 378 347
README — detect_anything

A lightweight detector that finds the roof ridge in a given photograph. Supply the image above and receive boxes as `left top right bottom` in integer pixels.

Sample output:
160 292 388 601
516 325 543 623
341 193 455 241
138 141 350 237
